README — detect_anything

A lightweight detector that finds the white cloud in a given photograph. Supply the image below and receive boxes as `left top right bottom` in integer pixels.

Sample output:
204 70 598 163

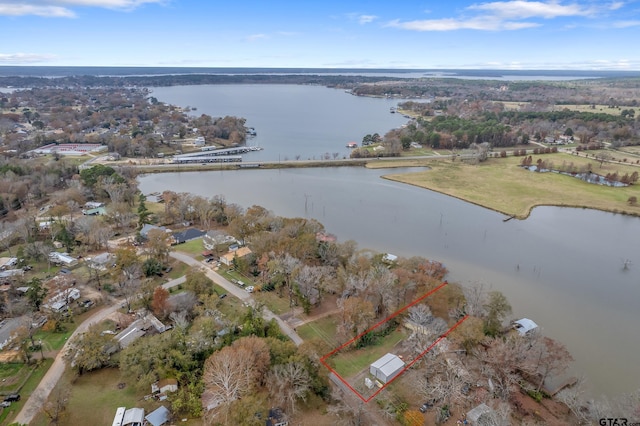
358 14 377 24
446 58 640 70
245 34 268 42
387 16 539 31
468 1 590 19
0 0 165 17
0 53 58 63
388 1 608 32
345 12 378 25
613 20 640 28
0 4 76 17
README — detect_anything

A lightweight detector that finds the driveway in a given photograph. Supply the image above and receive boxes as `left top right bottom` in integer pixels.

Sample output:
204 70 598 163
12 299 124 426
169 252 302 345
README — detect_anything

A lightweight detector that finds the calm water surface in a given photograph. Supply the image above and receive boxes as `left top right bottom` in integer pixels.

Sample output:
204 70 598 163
151 84 410 162
139 167 640 397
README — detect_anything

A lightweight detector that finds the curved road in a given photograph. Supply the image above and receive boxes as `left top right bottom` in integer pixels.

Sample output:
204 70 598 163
13 251 302 425
169 252 303 346
13 298 124 426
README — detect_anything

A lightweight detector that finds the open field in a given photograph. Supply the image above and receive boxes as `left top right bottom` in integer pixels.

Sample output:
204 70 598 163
296 315 339 346
330 328 407 379
499 101 640 116
382 153 640 218
27 367 203 426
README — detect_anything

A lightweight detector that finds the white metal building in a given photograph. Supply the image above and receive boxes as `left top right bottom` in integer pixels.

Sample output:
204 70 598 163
369 353 405 384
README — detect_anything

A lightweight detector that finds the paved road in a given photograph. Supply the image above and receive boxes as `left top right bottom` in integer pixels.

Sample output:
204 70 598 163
13 252 302 424
169 252 303 346
13 298 124 426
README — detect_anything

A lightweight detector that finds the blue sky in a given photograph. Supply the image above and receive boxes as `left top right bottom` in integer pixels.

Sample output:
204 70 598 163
1 0 639 69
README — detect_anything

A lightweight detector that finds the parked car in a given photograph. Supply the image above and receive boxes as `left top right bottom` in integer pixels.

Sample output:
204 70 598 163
59 268 70 275
0 401 10 407
245 286 255 293
219 293 227 299
205 258 214 263
4 394 20 402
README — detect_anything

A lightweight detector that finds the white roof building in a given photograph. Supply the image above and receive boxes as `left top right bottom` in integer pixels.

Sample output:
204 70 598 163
370 353 405 384
513 318 538 336
122 407 145 426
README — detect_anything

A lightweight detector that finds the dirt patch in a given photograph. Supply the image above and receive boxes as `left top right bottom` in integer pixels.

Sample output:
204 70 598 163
510 390 576 425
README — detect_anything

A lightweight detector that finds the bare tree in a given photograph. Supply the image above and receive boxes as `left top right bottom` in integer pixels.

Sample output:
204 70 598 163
42 384 71 425
269 361 310 414
202 336 270 421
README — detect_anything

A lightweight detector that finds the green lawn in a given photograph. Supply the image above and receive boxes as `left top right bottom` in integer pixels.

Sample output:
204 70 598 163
297 315 339 346
0 363 30 394
32 328 74 352
1 359 53 425
383 153 640 219
173 238 205 256
330 328 407 379
252 291 290 315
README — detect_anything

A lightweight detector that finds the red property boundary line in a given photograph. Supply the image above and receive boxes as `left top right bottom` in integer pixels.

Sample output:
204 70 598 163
319 281 469 403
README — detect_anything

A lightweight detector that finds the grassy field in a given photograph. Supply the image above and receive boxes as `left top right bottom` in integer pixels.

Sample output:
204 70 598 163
330 328 407 379
296 315 340 347
382 153 640 219
253 291 290 315
32 328 74 352
31 367 204 426
173 238 205 256
1 359 53 426
499 101 640 116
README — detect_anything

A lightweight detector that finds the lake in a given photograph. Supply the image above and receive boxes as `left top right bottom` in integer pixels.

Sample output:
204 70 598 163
151 84 411 162
144 85 640 398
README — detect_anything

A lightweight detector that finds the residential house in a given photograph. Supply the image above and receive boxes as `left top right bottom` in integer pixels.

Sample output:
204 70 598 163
0 269 24 281
84 201 105 209
203 230 236 251
87 252 114 271
82 206 106 216
0 257 17 270
43 288 81 312
220 246 252 266
49 252 78 266
115 313 169 349
171 228 205 245
140 224 169 239
152 378 178 395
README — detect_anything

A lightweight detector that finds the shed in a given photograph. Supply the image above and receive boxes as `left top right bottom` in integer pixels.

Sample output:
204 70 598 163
145 406 171 426
513 318 538 336
466 403 497 426
369 353 405 384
